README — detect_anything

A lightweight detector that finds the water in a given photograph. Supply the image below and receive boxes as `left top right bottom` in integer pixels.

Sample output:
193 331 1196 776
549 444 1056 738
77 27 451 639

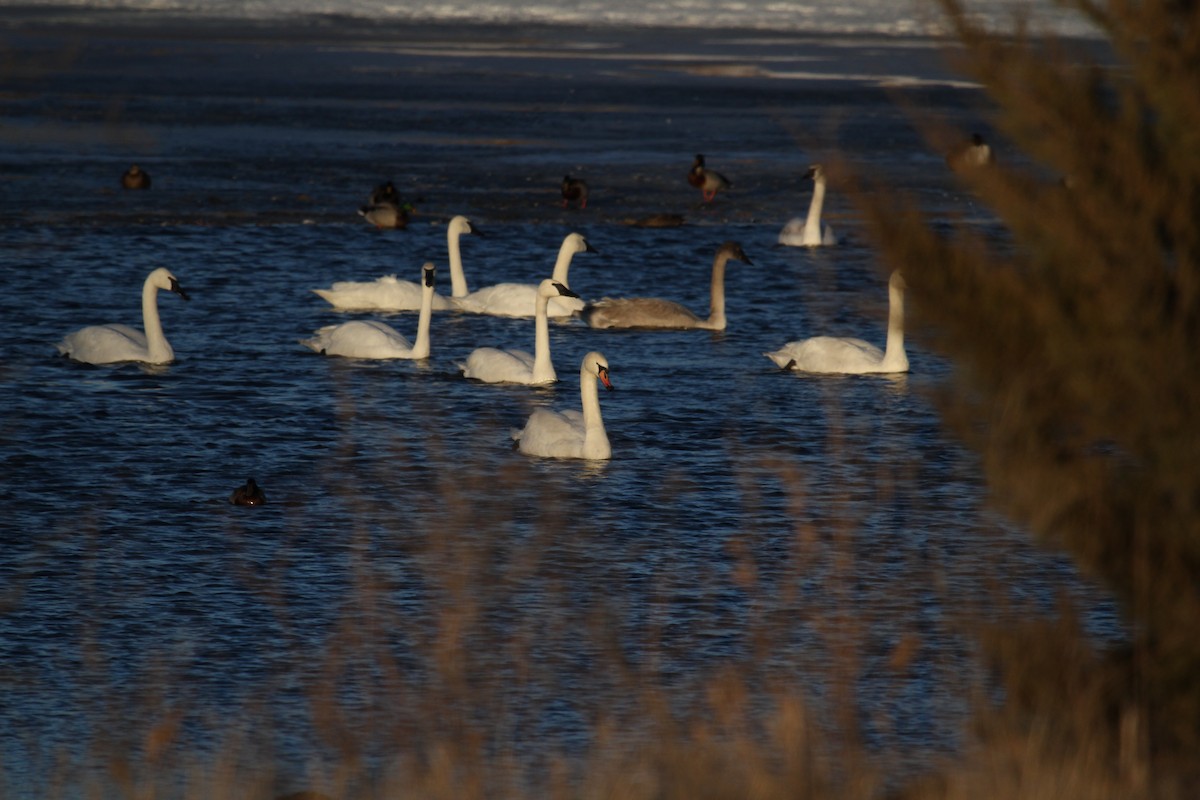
0 9 1119 798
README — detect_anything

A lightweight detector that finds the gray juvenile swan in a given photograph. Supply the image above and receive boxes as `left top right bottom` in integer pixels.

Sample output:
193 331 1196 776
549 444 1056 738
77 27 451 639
582 241 751 331
764 270 908 374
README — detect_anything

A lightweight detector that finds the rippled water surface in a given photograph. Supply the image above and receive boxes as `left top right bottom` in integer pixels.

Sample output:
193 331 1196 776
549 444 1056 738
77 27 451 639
0 13 1117 797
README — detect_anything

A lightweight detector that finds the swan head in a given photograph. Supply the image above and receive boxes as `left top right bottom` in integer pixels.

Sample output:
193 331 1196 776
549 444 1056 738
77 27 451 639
449 214 481 237
422 262 437 288
584 352 613 390
538 278 579 300
890 270 907 291
562 232 598 256
718 241 752 266
803 164 827 183
148 267 190 301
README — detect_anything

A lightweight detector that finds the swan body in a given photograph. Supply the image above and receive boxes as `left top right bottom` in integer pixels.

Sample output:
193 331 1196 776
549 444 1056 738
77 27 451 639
313 215 478 311
57 267 190 365
302 263 437 359
453 232 595 318
765 271 908 374
582 241 751 331
230 478 267 506
947 133 996 172
514 352 614 460
460 280 579 384
779 164 837 247
561 175 588 209
688 154 730 202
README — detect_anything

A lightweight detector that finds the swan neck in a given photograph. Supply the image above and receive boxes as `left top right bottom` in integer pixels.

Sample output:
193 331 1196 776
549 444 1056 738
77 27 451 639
532 293 555 382
883 279 908 370
706 253 728 330
142 278 172 362
805 178 827 238
579 366 610 458
551 245 574 284
412 283 434 358
447 227 469 297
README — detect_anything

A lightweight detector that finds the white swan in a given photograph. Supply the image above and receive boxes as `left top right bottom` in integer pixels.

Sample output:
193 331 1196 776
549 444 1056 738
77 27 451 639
779 164 837 247
514 352 613 460
764 271 908 374
582 241 751 331
452 232 595 318
313 215 479 311
459 279 579 384
301 263 437 359
57 267 190 365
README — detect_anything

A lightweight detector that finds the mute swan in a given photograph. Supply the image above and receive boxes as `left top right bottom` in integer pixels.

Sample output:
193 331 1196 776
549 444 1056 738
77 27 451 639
778 164 837 247
514 352 614 460
688 154 730 202
764 271 909 374
230 478 267 506
121 164 151 190
561 175 588 209
57 267 190 365
946 133 996 172
302 263 437 359
582 241 751 331
453 231 595 318
313 215 479 311
460 279 579 385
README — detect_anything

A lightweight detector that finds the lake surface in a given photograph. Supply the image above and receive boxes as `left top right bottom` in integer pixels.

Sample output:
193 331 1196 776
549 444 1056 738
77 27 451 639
0 12 1117 797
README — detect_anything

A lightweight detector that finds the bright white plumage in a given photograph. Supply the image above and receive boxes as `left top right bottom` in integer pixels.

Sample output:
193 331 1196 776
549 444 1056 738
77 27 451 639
514 352 614 460
57 267 190 365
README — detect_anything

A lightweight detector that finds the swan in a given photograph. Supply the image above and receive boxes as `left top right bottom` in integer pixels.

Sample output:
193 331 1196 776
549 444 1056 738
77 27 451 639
459 279 579 384
453 231 595 318
513 351 613 460
764 270 908 374
57 267 190 365
561 175 588 209
121 164 151 190
688 154 730 202
230 478 267 506
313 215 479 311
301 263 437 359
946 133 996 172
778 164 837 247
582 241 751 331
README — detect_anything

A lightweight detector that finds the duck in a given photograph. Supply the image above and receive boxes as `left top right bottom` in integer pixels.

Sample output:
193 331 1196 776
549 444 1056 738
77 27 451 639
459 279 579 384
764 270 908 374
313 215 479 311
582 241 751 331
946 133 996 172
452 231 595 318
687 154 730 202
121 164 151 190
230 478 267 506
778 164 838 247
561 175 588 209
57 267 190 365
301 263 437 359
358 201 410 230
369 180 401 206
513 352 614 460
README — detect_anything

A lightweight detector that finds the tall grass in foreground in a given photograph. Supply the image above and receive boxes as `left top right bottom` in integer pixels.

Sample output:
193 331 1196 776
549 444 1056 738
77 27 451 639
856 0 1200 796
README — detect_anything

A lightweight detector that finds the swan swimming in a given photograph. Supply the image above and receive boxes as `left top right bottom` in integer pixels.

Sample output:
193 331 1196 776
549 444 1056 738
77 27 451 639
57 267 190 365
313 215 479 311
582 241 751 331
688 154 730 202
459 279 579 385
453 231 595 318
764 270 908 374
301 263 437 359
778 164 837 247
513 351 614 460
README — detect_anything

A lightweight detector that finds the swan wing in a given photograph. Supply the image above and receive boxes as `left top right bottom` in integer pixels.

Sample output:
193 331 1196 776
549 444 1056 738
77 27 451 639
302 320 414 359
515 408 586 458
314 276 454 311
462 347 536 383
583 297 701 329
58 324 152 364
456 283 582 318
767 336 885 374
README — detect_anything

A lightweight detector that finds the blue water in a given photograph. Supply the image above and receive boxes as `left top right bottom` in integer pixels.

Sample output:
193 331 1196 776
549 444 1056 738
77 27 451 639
0 14 1118 798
